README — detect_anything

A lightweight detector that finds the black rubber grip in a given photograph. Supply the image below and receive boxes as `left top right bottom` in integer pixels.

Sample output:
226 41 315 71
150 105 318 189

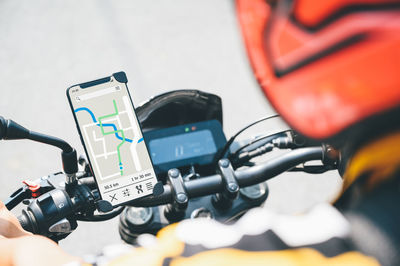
17 210 35 233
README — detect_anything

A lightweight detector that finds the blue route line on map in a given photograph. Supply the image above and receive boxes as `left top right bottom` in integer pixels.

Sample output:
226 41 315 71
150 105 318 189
74 107 143 144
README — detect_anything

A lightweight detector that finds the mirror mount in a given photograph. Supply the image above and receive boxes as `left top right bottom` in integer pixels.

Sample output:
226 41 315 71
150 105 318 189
0 117 30 140
0 116 78 184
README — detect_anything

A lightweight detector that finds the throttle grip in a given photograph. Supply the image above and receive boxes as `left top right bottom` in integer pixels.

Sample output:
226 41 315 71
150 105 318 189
17 209 36 233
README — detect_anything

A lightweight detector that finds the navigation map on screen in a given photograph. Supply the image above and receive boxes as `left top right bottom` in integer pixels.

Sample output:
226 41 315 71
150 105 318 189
68 80 157 206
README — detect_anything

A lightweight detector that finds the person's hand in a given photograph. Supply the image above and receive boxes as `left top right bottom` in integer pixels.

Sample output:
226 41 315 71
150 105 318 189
0 201 79 266
0 201 31 238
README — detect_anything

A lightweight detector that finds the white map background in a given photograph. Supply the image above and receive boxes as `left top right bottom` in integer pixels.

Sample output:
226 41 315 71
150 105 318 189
73 90 152 181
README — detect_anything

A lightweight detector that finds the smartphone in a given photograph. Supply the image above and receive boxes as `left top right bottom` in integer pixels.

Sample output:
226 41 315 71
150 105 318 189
67 72 158 207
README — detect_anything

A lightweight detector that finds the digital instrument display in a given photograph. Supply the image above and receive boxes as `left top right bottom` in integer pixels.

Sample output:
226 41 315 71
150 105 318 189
149 130 217 164
67 73 157 206
144 120 226 174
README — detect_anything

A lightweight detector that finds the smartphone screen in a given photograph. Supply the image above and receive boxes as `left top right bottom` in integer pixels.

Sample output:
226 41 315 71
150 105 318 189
67 72 158 206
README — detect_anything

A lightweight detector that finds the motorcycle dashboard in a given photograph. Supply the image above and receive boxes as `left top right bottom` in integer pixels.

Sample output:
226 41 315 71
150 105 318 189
143 120 226 175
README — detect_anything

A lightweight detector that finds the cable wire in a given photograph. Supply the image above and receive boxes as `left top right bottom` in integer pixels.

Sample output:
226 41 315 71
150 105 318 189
230 130 291 159
215 114 280 162
76 206 125 222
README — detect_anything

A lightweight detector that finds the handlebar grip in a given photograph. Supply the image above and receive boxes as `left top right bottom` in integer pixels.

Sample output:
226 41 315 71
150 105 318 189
17 210 35 233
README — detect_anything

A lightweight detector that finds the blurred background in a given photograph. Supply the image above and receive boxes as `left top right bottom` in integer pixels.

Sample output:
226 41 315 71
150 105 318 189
0 0 341 256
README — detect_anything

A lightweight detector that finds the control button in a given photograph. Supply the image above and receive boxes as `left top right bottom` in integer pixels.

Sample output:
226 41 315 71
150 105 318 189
49 218 72 233
22 180 40 192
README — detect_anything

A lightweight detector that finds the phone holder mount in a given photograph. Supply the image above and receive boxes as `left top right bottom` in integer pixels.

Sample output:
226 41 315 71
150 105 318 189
0 116 78 185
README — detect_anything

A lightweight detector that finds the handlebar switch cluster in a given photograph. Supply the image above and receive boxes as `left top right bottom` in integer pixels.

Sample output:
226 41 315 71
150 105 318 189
164 169 188 222
18 189 76 239
212 159 239 210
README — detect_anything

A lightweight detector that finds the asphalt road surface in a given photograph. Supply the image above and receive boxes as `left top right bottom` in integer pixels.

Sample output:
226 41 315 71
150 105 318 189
0 0 342 256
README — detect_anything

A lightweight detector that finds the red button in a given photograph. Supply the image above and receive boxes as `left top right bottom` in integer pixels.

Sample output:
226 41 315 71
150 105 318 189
22 180 40 192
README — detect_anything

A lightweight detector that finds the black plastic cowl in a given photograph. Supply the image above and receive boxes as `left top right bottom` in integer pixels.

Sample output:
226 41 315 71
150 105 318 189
136 90 223 131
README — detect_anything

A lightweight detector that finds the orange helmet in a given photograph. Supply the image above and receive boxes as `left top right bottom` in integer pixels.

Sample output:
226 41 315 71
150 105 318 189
236 0 400 141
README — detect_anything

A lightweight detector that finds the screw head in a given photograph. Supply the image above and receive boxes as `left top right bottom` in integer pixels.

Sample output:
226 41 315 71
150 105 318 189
219 159 230 168
169 168 179 178
176 193 188 203
228 183 239 192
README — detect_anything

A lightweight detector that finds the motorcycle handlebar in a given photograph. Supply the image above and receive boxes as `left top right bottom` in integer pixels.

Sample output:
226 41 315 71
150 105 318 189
130 147 324 207
17 147 324 236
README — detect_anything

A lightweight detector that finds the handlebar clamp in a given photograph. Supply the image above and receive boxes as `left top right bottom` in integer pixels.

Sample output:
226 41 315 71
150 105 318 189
212 159 239 209
164 169 188 222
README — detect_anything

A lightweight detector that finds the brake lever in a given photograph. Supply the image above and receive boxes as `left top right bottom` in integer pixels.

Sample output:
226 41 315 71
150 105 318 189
5 178 55 210
5 185 30 210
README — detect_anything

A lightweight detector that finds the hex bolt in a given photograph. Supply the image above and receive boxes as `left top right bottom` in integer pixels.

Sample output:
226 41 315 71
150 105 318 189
169 168 179 178
219 159 230 168
228 183 239 193
176 193 188 204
